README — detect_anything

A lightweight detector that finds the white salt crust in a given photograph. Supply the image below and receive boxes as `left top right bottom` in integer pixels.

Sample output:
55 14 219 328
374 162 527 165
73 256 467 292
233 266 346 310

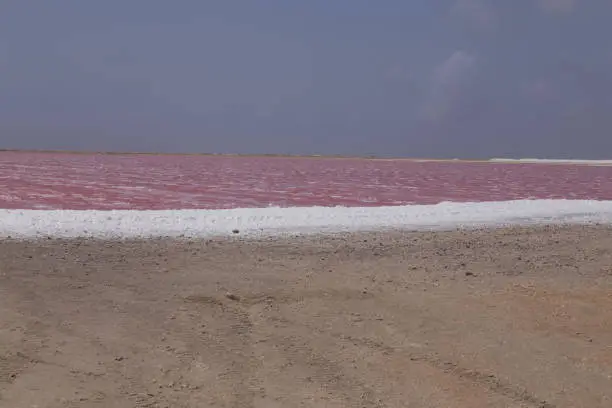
1 199 612 239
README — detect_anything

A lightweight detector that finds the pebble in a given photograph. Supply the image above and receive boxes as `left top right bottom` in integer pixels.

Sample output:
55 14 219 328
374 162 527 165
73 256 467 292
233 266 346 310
225 292 240 301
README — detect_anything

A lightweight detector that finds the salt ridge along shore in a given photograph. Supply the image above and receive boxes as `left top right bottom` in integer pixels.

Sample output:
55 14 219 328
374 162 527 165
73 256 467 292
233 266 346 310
489 158 612 165
2 199 612 239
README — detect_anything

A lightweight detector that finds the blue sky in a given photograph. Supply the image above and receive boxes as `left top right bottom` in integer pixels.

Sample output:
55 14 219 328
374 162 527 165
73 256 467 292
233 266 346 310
1 0 611 158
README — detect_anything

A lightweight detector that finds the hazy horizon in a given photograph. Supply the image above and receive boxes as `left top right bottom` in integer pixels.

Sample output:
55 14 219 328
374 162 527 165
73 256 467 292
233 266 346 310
2 148 612 162
1 1 611 159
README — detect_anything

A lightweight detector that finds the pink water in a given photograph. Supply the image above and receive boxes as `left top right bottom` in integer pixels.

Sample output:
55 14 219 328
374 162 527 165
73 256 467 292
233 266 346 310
1 152 611 210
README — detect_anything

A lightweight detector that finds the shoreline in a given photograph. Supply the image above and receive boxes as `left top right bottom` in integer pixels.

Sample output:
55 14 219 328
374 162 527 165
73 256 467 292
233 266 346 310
0 148 486 161
2 148 611 165
2 199 612 239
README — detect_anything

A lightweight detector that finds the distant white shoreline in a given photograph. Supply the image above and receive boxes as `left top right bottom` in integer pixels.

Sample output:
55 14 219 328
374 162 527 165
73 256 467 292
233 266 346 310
1 199 612 239
489 158 612 165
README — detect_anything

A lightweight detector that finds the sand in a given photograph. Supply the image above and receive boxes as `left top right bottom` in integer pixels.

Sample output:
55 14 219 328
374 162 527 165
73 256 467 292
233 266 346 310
1 225 611 407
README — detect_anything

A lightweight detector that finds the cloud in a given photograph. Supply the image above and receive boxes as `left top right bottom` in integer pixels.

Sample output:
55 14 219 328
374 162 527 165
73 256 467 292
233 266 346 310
422 50 477 120
451 0 496 31
432 51 476 88
537 0 575 14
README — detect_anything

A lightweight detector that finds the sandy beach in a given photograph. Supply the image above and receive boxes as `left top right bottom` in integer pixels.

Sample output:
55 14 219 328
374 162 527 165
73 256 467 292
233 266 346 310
1 225 611 407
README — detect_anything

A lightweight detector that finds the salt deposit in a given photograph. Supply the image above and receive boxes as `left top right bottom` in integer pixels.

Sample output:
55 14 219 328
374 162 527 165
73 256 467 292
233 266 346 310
1 199 612 239
489 158 612 165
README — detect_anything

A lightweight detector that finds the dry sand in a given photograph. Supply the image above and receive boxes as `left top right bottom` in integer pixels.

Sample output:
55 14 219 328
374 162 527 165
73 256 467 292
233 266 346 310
1 225 611 407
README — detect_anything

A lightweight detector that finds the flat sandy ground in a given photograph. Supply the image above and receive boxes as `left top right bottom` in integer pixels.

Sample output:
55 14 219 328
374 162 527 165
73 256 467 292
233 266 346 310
1 226 611 408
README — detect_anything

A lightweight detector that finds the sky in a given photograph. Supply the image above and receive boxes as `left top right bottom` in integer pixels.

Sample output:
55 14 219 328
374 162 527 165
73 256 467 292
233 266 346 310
1 0 611 158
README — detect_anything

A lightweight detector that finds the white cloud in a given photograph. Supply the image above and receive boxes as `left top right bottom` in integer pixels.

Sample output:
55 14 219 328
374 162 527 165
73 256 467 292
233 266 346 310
432 51 476 89
538 0 575 14
451 0 496 30
422 51 477 120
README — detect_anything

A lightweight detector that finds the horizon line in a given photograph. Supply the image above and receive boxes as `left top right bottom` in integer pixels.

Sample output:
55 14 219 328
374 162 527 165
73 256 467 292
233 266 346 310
1 148 610 165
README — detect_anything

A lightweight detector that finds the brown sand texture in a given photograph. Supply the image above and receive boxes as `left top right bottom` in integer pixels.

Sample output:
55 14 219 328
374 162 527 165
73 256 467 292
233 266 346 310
1 225 611 407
